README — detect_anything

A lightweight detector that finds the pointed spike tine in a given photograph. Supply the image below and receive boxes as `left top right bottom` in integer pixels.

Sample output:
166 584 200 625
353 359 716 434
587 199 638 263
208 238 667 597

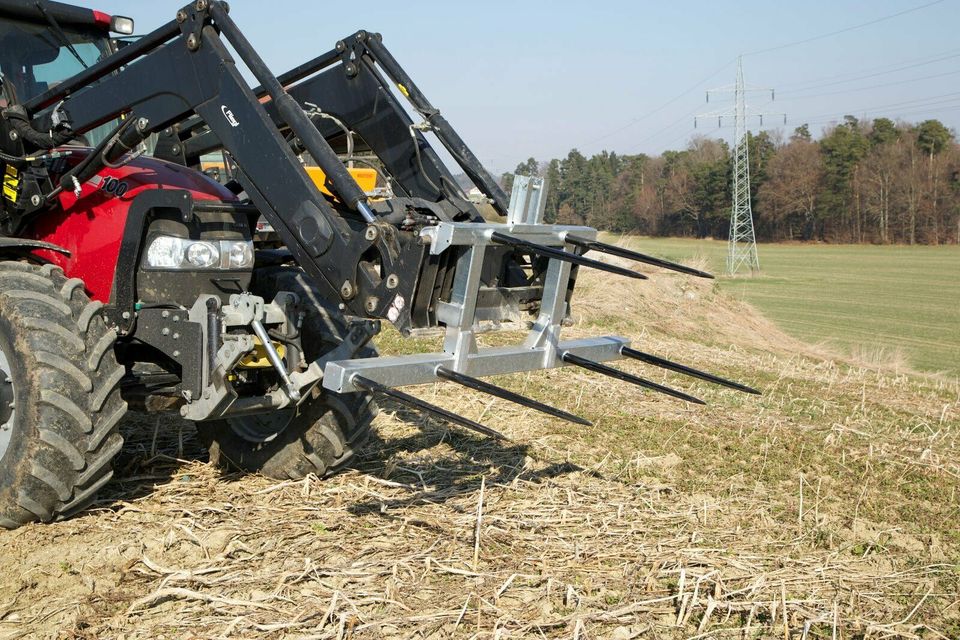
620 346 761 395
560 351 706 405
490 231 647 280
351 375 508 441
436 366 592 426
566 235 715 279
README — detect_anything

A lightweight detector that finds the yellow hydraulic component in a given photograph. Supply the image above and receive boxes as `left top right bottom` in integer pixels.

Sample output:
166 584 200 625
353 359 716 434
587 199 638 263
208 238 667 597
305 166 378 199
238 336 286 369
3 165 19 202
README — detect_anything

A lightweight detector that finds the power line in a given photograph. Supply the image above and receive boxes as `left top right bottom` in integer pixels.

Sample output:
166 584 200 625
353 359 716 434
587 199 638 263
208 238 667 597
782 69 960 100
742 0 947 57
623 4 953 154
558 1 950 156
551 93 960 160
602 97 960 155
568 58 736 151
578 88 960 157
777 49 960 91
800 102 960 127
661 128 698 150
544 1 954 160
629 103 705 151
792 91 960 122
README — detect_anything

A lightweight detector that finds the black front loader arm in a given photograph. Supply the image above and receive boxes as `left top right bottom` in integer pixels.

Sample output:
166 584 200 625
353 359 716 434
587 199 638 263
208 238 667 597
168 29 510 219
26 1 423 328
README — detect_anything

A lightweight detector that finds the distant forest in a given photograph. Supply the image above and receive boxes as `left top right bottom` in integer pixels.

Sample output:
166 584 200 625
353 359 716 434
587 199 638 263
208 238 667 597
499 117 960 245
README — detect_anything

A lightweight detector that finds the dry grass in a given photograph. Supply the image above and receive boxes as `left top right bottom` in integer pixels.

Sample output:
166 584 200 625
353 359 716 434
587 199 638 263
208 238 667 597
1 261 958 639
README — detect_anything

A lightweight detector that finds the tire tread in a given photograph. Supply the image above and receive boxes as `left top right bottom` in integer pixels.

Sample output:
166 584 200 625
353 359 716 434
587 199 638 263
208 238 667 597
0 261 127 529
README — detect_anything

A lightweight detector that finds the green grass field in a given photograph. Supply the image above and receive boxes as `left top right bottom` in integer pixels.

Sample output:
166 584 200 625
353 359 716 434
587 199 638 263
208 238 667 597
614 236 960 375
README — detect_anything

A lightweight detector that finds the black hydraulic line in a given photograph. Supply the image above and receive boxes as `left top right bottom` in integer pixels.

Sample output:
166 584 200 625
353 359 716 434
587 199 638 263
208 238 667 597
359 32 510 216
51 116 144 200
619 346 761 395
352 375 507 440
435 366 592 427
208 2 374 221
565 236 715 279
103 116 150 165
2 104 72 149
24 19 180 113
489 232 647 281
560 352 706 405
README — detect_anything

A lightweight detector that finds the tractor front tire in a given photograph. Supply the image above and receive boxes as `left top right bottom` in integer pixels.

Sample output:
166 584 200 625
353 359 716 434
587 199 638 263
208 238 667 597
196 267 377 480
0 262 127 528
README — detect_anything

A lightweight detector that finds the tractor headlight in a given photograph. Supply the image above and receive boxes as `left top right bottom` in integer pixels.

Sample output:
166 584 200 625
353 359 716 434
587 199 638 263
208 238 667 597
145 236 183 269
145 236 254 270
185 241 219 268
226 240 254 269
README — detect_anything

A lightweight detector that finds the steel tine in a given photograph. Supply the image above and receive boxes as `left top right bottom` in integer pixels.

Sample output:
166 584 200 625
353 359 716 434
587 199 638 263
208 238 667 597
565 236 714 279
351 375 508 440
489 231 647 280
560 352 706 405
435 366 592 426
620 346 761 395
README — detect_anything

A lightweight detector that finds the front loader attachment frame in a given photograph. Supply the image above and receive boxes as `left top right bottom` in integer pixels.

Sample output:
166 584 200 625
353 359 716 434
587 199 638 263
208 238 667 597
322 222 630 394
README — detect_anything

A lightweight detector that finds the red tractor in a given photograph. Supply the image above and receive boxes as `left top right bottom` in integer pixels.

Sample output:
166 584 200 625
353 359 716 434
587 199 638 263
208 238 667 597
0 0 756 528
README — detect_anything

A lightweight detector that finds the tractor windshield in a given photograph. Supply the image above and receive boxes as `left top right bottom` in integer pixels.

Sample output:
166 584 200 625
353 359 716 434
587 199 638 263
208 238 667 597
0 14 118 146
0 15 110 104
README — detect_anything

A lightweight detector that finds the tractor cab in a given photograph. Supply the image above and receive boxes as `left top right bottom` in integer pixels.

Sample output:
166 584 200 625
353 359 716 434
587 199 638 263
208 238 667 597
0 2 132 136
0 3 134 237
0 16 107 105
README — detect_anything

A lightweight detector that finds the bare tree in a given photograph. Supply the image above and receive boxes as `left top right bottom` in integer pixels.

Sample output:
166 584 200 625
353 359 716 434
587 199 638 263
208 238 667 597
758 139 824 240
861 141 900 243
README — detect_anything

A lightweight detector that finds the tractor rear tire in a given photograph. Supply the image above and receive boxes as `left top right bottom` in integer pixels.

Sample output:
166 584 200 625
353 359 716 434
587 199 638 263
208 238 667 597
0 262 127 528
196 267 377 479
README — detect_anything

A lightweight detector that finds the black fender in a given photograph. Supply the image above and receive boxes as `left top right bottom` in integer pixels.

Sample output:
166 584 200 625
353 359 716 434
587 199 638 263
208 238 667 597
0 237 70 257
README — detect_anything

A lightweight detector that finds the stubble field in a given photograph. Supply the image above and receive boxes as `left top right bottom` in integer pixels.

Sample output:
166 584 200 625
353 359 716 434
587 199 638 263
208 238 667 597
0 246 957 639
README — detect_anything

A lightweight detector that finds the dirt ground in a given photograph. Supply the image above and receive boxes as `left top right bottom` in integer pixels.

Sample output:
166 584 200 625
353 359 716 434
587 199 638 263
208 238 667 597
1 259 957 639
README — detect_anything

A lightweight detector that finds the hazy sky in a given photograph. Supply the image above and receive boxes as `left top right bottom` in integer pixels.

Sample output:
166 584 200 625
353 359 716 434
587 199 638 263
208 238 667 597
80 0 959 173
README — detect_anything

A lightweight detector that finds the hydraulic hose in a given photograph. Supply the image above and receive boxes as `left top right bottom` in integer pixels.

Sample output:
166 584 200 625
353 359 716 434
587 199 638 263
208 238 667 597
54 117 149 198
1 104 72 150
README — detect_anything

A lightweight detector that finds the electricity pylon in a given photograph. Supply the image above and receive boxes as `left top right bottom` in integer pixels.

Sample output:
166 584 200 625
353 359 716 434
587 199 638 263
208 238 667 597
727 58 760 276
696 56 783 276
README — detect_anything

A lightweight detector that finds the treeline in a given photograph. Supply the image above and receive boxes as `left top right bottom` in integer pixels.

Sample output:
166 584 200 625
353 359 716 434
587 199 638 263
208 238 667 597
500 117 960 244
